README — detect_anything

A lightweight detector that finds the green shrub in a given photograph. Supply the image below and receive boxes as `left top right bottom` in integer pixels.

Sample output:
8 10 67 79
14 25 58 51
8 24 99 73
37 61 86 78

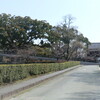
0 61 80 85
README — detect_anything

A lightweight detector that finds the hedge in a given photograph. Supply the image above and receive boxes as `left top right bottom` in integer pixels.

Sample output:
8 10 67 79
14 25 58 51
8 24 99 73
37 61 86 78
0 61 80 84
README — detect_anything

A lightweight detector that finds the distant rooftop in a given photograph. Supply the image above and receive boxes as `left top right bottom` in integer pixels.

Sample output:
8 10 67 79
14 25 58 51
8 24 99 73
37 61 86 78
89 43 100 50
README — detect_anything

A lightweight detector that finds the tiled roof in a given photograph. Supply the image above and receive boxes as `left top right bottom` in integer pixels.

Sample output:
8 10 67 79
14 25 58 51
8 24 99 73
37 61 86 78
89 43 100 49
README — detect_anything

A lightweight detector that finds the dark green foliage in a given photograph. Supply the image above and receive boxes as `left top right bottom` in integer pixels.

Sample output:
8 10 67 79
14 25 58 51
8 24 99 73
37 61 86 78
0 13 90 60
0 61 80 84
0 13 53 50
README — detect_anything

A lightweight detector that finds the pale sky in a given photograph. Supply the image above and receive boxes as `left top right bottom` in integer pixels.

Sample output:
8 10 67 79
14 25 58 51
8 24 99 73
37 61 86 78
0 0 100 42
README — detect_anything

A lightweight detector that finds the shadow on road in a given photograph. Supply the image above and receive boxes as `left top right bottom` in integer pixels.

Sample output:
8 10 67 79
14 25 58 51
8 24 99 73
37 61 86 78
70 70 100 86
61 91 100 100
60 65 100 100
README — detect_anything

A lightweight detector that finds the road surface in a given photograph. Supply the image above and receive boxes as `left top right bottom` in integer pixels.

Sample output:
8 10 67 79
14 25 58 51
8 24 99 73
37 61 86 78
9 65 100 100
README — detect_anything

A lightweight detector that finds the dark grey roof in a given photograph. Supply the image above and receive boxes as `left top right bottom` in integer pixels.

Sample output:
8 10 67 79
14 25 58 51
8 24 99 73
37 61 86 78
89 43 100 50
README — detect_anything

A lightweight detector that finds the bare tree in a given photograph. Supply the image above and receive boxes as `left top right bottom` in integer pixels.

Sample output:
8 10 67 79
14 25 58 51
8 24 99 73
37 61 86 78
51 42 64 60
17 48 37 63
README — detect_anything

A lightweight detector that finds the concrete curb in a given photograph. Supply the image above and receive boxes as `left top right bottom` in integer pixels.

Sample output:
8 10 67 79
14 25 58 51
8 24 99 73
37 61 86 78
0 65 81 100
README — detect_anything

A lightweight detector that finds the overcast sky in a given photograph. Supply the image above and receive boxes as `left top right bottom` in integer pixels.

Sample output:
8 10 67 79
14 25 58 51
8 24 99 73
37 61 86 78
0 0 100 42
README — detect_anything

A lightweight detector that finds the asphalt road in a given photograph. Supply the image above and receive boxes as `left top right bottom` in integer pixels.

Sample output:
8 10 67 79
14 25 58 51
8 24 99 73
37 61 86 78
9 65 100 100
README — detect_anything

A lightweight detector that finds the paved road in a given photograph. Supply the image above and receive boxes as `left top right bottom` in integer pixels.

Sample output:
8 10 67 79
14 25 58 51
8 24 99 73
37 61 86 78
9 65 100 100
81 61 100 65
